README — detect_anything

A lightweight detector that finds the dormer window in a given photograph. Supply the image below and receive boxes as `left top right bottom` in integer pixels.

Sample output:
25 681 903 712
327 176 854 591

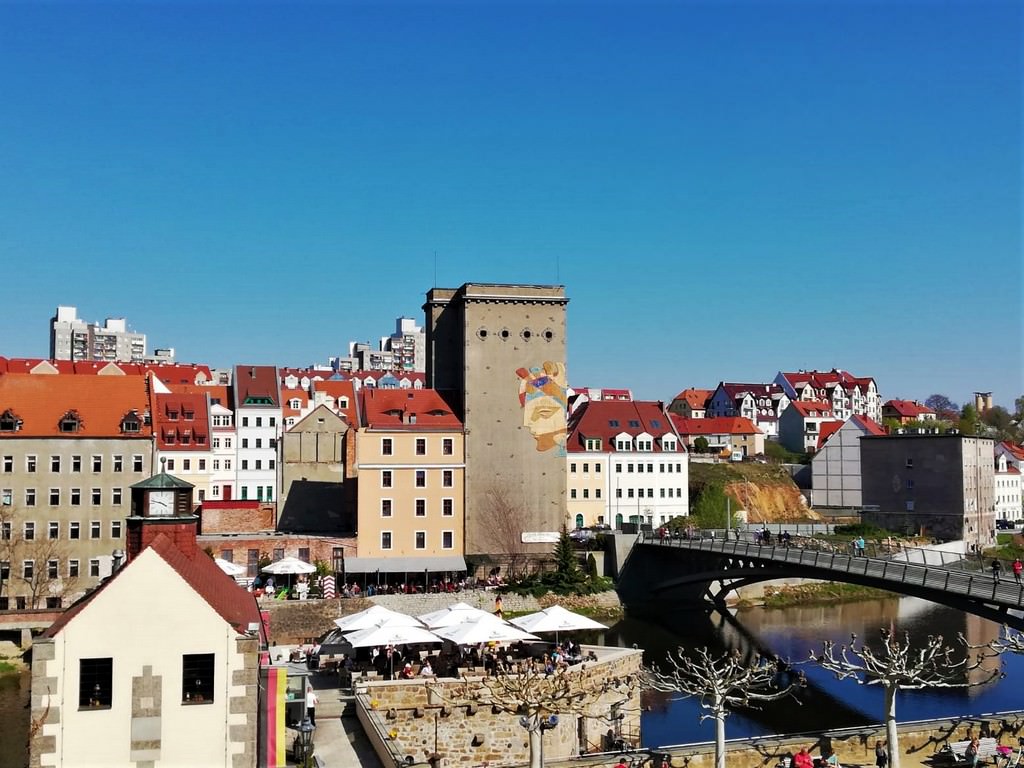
58 410 82 433
290 399 301 410
0 409 21 432
120 411 141 434
167 409 179 421
164 431 176 445
182 409 194 421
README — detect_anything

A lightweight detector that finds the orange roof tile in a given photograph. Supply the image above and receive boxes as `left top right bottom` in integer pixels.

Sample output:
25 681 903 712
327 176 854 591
0 373 153 438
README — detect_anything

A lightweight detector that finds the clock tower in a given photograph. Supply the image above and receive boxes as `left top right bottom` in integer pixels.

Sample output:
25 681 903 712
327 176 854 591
127 461 197 562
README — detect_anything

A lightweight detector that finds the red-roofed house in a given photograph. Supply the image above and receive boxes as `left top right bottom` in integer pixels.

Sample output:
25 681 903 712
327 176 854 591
566 400 687 529
811 414 887 509
153 392 213 503
233 365 281 504
28 471 263 768
705 383 790 438
669 415 765 457
774 369 882 423
0 373 156 607
668 389 714 419
882 400 937 425
351 389 466 576
779 401 835 453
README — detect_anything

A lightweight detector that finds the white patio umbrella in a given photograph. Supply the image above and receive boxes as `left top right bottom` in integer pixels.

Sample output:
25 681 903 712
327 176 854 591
214 558 245 577
418 601 496 629
510 605 607 645
334 606 423 633
344 622 443 649
433 614 539 645
261 557 316 575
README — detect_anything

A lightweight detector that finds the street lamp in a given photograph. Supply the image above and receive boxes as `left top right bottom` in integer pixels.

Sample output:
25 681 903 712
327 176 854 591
296 717 315 768
520 714 559 768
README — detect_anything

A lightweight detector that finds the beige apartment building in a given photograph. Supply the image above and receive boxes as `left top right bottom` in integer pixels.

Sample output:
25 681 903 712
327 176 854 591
0 373 155 608
350 388 465 581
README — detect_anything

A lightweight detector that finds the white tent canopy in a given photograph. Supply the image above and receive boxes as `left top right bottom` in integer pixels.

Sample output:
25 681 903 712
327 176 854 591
261 557 316 575
344 623 443 649
510 605 607 635
214 558 246 577
334 606 422 633
433 615 539 645
418 602 496 629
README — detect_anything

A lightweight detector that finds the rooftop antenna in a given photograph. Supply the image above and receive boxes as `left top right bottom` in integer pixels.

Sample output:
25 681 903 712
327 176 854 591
433 250 437 287
556 255 560 284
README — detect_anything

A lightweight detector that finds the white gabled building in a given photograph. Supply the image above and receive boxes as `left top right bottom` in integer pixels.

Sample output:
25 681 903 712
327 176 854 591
810 414 887 510
775 369 882 424
995 452 1023 522
566 400 688 529
705 382 789 438
233 365 282 504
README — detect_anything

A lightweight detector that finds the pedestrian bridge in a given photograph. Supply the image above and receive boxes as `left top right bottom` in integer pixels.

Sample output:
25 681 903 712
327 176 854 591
616 532 1024 630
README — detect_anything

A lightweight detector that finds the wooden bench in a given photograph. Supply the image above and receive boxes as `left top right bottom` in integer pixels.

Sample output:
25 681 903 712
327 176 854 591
942 738 1001 766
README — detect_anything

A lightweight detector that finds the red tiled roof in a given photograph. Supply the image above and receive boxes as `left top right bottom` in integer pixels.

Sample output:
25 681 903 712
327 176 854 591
281 387 309 418
153 392 211 451
45 533 261 638
817 420 845 450
850 414 887 436
567 400 682 453
0 358 212 383
312 380 358 424
234 365 281 407
0 373 153 438
167 383 233 410
1000 441 1024 462
884 399 935 418
789 400 834 418
672 388 714 409
670 414 762 436
360 388 461 429
780 369 875 394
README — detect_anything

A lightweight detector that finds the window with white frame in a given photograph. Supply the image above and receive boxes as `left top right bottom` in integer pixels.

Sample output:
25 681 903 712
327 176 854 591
381 499 393 517
442 470 453 488
442 498 454 517
415 499 426 517
414 531 426 549
442 530 454 549
381 531 392 550
381 438 393 456
381 470 392 488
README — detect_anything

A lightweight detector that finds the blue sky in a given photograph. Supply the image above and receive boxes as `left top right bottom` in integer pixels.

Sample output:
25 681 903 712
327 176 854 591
1 1 1020 407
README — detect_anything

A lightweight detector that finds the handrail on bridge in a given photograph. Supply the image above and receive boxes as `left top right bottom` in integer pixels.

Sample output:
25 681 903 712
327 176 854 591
637 529 1024 609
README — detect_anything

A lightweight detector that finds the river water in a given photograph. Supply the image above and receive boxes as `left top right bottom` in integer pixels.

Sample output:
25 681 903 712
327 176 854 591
1 597 1020 764
609 597 1024 749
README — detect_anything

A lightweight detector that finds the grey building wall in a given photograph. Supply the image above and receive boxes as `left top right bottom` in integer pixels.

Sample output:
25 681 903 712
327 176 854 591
279 407 349 533
860 433 995 546
812 421 866 508
424 283 569 557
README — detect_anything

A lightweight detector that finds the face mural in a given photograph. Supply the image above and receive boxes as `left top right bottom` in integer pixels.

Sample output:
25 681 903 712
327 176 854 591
517 361 568 454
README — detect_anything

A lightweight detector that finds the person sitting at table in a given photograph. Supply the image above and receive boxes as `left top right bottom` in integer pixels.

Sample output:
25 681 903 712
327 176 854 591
420 660 434 676
400 662 415 679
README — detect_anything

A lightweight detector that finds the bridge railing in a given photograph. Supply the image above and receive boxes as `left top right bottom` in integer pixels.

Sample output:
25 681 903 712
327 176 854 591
637 530 1024 609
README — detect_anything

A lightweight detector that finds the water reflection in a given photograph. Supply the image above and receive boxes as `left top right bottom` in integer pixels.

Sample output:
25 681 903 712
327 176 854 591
609 597 1020 748
0 671 30 768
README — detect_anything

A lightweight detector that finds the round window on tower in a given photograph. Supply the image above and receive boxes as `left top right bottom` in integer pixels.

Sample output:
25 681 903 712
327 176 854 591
476 328 488 340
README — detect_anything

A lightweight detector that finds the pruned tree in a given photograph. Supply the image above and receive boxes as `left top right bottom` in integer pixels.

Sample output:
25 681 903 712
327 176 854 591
452 662 638 768
924 394 960 422
644 647 803 768
811 630 1001 768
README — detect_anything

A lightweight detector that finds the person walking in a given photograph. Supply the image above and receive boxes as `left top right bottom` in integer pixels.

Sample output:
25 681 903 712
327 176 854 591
305 684 318 727
991 559 1002 582
1013 558 1023 585
875 740 889 768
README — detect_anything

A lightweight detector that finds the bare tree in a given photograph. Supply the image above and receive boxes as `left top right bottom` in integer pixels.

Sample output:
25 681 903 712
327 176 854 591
479 481 531 580
452 662 638 768
989 625 1024 654
0 506 84 609
644 647 803 768
811 630 1001 768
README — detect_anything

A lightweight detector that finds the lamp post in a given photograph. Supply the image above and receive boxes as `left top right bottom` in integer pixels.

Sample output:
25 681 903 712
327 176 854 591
520 713 559 768
296 716 315 768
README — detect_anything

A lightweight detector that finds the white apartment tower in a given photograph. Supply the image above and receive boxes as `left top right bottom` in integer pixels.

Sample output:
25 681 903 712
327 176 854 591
49 305 147 363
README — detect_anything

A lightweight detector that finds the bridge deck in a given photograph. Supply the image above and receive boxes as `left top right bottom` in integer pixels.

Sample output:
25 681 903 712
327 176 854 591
637 532 1024 614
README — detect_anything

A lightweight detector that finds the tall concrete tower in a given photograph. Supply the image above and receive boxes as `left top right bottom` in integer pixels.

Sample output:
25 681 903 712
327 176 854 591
424 283 569 560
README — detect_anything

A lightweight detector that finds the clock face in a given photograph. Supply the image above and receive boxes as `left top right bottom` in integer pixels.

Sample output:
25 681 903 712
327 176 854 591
149 490 174 517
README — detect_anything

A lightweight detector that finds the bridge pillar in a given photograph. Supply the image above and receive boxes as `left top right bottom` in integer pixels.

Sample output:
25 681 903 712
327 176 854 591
20 627 32 648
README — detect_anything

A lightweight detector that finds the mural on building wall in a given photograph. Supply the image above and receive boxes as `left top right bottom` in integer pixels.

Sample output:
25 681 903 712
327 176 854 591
517 361 568 455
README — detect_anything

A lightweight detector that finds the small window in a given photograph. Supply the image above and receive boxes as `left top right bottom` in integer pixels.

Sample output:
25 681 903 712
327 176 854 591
442 498 454 517
59 410 81 433
79 658 113 708
48 521 59 539
381 471 392 488
71 455 82 472
26 455 37 472
90 521 101 539
133 455 143 472
111 521 122 539
442 470 454 488
69 522 80 539
89 559 100 577
69 559 79 578
182 654 215 704
113 455 123 472
415 531 426 549
381 531 392 550
381 499 393 517
905 458 914 469
51 455 61 472
415 438 426 456
382 438 393 456
442 438 454 455
24 522 35 540
442 531 454 549
415 499 426 517
415 470 426 488
0 410 20 432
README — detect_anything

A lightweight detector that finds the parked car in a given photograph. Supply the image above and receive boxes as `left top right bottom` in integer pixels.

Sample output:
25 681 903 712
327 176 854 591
996 519 1015 530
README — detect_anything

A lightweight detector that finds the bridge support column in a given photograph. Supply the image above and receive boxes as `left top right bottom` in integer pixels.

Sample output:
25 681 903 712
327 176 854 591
20 627 32 648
